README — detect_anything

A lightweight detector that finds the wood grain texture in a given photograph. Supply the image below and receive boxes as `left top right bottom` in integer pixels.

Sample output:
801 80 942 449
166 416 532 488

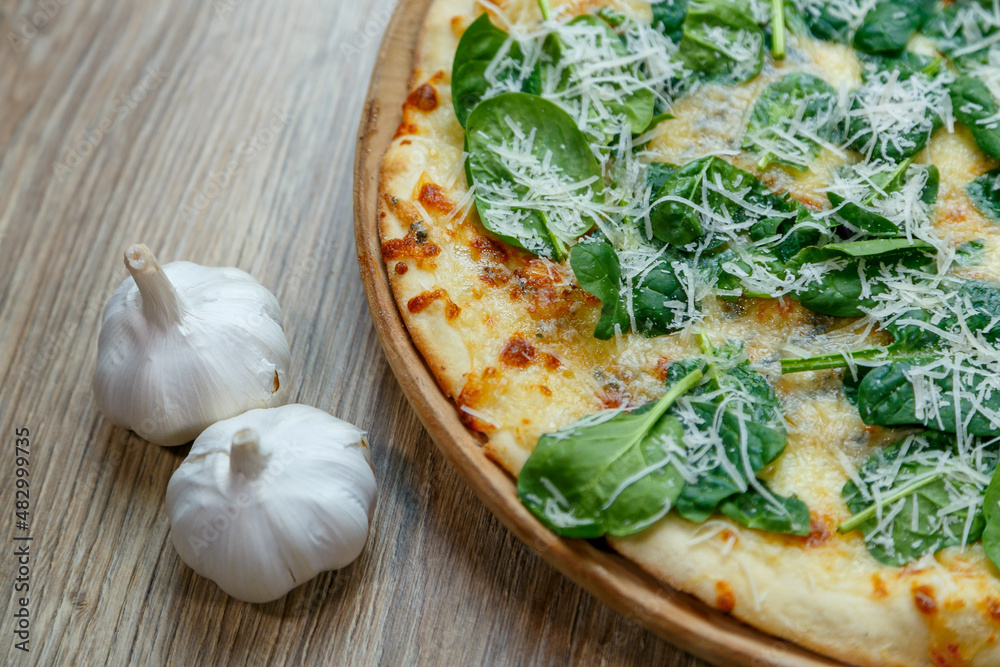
0 0 706 664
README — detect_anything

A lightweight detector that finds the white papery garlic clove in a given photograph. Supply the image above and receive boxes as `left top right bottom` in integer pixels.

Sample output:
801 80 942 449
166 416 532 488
165 405 378 603
92 244 291 446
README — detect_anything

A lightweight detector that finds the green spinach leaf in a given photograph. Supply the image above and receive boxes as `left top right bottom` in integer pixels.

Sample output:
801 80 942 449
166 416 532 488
846 70 946 161
571 235 689 340
570 236 630 340
632 254 689 337
923 0 1000 71
951 74 1000 159
650 155 796 247
674 399 788 522
652 0 690 39
678 0 764 85
720 486 811 535
743 73 840 172
956 239 988 265
664 359 790 524
853 0 935 55
517 368 704 537
827 160 940 235
857 358 1000 436
540 15 655 143
968 167 1000 223
452 14 540 127
783 0 850 42
840 432 995 566
785 240 935 317
982 463 1000 570
465 92 603 260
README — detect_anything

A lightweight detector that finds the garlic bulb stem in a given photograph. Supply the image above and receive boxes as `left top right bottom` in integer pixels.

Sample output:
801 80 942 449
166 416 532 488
124 244 187 328
230 428 268 480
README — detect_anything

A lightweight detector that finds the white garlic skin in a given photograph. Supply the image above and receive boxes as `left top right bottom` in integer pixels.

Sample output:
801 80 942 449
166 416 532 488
93 245 290 446
165 404 377 603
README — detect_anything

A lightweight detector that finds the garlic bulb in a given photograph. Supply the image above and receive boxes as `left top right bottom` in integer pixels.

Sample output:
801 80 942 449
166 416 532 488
93 244 291 446
165 404 377 603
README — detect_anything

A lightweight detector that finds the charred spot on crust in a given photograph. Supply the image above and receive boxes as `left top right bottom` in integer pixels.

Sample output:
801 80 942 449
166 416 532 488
405 83 438 112
411 220 429 243
988 597 1000 623
806 514 832 547
478 266 511 286
715 581 736 613
382 232 440 269
418 183 455 214
512 259 578 319
500 336 537 367
381 202 441 270
599 388 630 409
655 358 674 381
393 122 420 138
930 643 963 667
541 352 562 370
871 574 889 600
471 235 510 263
406 289 461 320
914 584 938 615
457 368 501 433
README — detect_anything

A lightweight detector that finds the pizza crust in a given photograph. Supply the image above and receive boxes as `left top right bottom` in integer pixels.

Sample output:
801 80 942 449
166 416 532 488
377 1 1000 664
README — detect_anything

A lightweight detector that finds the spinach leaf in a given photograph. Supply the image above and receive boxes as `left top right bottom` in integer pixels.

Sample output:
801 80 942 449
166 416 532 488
521 353 801 537
465 93 603 260
860 50 944 81
853 0 935 55
664 359 790 523
857 358 1000 436
674 399 788 522
951 74 1000 160
540 15 655 143
451 14 540 127
840 432 995 566
649 155 795 247
632 254 689 337
785 240 935 317
652 0 690 40
678 0 764 85
665 354 783 424
571 235 689 340
517 368 704 537
742 73 839 172
782 279 1000 374
923 0 1000 71
596 7 627 28
968 167 1000 223
827 160 940 235
720 486 811 536
956 239 987 265
570 237 629 340
646 161 679 192
982 464 1000 570
846 70 946 161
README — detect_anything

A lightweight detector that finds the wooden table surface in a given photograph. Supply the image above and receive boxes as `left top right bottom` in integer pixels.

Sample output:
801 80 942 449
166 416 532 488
0 1 712 664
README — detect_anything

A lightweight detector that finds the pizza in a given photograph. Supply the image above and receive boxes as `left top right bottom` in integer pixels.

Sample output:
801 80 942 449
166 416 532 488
376 0 1000 664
